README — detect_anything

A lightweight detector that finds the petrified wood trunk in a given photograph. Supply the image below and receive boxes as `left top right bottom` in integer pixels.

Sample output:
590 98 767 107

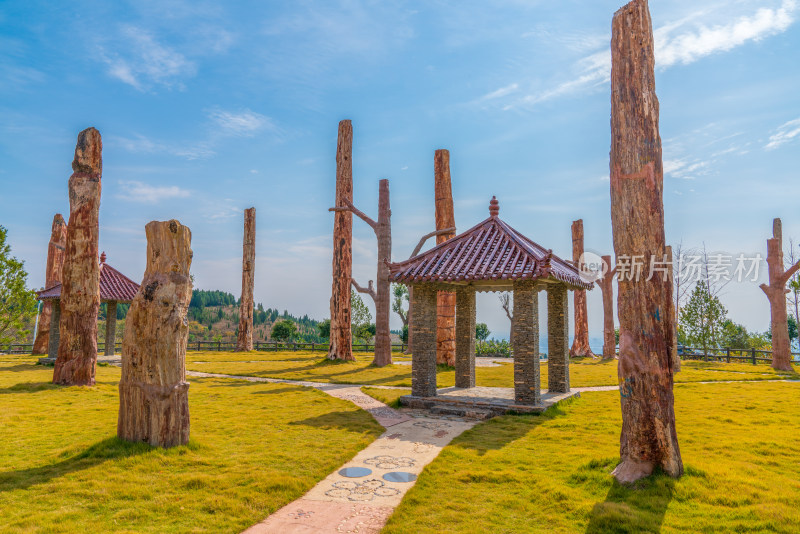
434 149 456 366
596 255 616 360
53 128 102 386
373 179 392 367
118 220 192 448
236 207 256 352
328 121 355 361
610 0 682 483
760 218 799 372
570 219 594 358
666 246 680 372
32 214 67 354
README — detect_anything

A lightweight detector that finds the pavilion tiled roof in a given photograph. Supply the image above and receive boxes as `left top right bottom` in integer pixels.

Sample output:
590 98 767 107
37 255 140 302
388 198 593 290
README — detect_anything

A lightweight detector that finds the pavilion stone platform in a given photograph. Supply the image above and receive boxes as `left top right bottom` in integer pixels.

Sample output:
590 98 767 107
388 198 592 420
401 387 581 419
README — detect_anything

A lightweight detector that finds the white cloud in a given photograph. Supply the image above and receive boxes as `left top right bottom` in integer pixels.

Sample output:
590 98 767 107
117 180 191 203
102 25 196 91
480 83 519 101
765 117 800 150
656 0 797 67
499 1 797 110
207 108 274 137
111 134 215 160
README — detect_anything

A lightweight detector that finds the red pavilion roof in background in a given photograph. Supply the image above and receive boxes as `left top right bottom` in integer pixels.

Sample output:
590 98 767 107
387 197 593 290
36 254 140 302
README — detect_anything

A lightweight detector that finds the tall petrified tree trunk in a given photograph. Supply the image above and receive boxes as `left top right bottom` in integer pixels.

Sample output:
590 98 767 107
236 207 256 352
373 180 392 366
570 219 594 358
118 220 192 448
328 120 355 361
337 179 393 366
435 149 456 366
595 255 617 360
610 0 682 483
761 218 799 372
32 214 67 354
53 128 102 386
666 245 680 372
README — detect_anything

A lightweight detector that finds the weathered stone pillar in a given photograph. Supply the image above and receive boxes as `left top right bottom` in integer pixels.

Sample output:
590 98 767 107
236 207 256 352
118 220 192 448
570 219 594 358
410 284 438 397
454 286 476 388
547 284 569 393
328 120 354 361
513 281 540 405
105 301 117 356
47 300 61 359
435 149 456 366
32 214 67 354
53 127 102 386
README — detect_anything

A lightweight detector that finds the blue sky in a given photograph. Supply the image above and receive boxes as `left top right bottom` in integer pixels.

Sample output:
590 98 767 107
1 0 799 343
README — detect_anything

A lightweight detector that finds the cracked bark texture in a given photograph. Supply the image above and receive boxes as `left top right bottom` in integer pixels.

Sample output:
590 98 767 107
760 218 799 372
53 128 102 386
32 214 67 354
118 220 192 448
236 207 256 352
570 219 594 358
610 0 682 483
328 120 355 361
435 149 456 366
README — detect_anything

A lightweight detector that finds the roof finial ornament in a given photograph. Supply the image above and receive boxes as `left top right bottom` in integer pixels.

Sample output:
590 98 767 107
100 251 107 263
489 196 499 218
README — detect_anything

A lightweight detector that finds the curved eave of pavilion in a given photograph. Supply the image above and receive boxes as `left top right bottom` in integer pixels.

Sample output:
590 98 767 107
387 210 593 291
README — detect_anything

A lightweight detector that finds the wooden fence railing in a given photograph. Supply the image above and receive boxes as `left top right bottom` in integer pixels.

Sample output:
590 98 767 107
0 341 408 355
678 347 800 365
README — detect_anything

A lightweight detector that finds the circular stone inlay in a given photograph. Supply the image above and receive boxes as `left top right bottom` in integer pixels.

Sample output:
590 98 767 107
338 467 372 478
383 471 418 483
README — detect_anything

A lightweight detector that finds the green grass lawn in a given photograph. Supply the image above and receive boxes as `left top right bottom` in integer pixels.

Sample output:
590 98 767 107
185 350 799 388
383 380 800 533
0 355 382 533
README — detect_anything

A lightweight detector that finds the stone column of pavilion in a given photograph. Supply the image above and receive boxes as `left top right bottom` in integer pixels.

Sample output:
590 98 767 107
547 284 570 393
512 280 540 404
236 207 256 352
53 127 102 387
454 286 476 388
101 252 118 356
32 214 67 355
410 285 438 397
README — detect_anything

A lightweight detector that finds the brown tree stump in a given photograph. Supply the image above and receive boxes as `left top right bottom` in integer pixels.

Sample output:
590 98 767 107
328 120 355 361
53 128 102 386
760 218 799 372
32 214 67 354
570 219 594 358
610 0 682 483
596 255 617 360
372 179 392 366
435 149 456 366
118 220 192 448
236 207 256 352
